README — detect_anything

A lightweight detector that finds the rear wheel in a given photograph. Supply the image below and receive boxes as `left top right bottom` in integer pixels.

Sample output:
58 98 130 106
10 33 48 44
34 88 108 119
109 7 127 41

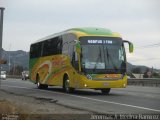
63 76 74 93
36 75 48 89
101 88 111 95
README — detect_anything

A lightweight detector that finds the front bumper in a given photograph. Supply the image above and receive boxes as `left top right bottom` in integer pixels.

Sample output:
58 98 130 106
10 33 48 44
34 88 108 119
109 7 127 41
77 75 127 89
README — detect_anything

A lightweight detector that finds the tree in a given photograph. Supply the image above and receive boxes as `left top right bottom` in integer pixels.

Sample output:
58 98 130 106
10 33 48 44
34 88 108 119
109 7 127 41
10 65 23 75
152 72 160 78
0 59 7 64
143 68 152 78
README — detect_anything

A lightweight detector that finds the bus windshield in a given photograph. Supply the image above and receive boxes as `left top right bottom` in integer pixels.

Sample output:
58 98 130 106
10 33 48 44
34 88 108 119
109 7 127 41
80 37 126 74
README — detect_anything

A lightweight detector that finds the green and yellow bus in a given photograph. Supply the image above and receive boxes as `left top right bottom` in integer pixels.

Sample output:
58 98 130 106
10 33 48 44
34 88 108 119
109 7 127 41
29 27 133 94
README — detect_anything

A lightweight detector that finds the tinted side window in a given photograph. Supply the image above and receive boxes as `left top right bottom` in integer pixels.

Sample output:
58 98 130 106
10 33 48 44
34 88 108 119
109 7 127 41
51 36 62 54
30 42 42 58
42 40 50 56
42 37 62 56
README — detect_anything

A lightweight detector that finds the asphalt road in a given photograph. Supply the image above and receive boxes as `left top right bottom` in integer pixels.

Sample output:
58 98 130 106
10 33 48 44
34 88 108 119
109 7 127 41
0 78 160 114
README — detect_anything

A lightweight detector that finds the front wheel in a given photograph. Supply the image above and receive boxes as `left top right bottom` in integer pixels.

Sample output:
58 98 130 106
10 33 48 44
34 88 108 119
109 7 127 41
36 75 48 89
63 78 74 93
101 88 111 95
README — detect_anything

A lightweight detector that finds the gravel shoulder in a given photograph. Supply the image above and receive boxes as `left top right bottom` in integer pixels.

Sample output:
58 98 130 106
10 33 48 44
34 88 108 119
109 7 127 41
0 89 92 120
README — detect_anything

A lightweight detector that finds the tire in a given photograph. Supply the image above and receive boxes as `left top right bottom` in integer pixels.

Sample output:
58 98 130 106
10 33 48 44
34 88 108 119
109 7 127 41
36 75 48 89
63 76 74 93
101 88 111 95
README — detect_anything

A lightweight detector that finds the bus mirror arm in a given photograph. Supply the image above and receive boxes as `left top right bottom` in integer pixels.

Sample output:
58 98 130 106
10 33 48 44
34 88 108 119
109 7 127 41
62 40 79 47
123 40 134 53
74 39 80 43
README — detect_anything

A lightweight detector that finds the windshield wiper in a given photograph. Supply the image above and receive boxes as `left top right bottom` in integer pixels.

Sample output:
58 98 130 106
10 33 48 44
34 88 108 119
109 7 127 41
105 46 118 71
105 46 109 63
93 46 102 71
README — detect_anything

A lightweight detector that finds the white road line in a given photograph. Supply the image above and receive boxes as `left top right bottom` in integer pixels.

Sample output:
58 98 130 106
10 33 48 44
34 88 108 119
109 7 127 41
2 85 30 89
2 85 160 113
1 80 29 83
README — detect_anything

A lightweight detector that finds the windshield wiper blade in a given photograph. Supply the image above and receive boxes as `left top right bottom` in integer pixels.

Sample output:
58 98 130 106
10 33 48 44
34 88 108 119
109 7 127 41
105 46 118 71
93 46 102 71
106 46 110 63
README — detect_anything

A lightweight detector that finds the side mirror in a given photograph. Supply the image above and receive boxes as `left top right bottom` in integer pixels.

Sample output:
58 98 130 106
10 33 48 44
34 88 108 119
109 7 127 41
129 42 134 53
123 40 134 53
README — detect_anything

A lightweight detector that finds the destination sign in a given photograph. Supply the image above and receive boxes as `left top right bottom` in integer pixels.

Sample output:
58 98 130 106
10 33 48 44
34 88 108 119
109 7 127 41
87 40 113 44
80 37 122 45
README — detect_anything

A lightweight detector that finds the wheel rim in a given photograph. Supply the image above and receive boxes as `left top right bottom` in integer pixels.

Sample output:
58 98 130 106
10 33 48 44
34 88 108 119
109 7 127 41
65 79 70 92
36 76 41 88
37 82 40 87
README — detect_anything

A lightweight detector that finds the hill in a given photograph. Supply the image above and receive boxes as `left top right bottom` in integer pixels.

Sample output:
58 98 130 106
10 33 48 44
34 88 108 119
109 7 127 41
1 49 29 72
127 63 151 73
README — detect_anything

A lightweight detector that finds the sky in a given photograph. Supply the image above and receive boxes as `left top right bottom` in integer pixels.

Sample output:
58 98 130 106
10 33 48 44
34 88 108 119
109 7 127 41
0 0 160 69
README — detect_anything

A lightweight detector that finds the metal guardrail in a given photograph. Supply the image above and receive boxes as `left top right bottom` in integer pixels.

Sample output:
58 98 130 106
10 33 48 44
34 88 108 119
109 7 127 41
128 78 160 87
6 75 21 79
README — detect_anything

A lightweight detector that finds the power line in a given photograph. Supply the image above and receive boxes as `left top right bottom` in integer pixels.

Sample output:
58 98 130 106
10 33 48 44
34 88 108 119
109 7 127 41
136 42 160 49
129 58 160 62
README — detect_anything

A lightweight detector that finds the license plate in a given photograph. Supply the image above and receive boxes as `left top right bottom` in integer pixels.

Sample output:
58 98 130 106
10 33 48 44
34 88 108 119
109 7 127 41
104 83 109 86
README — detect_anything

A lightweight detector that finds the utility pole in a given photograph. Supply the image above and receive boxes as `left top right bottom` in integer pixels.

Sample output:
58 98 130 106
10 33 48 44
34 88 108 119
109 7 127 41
0 7 5 58
0 7 5 88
